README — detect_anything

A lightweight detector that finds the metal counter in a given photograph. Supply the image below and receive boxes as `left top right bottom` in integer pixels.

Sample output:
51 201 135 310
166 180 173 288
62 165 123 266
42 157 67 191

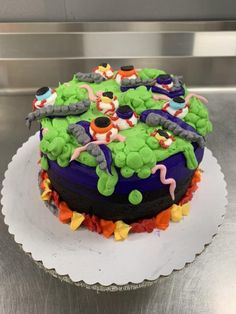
0 22 236 313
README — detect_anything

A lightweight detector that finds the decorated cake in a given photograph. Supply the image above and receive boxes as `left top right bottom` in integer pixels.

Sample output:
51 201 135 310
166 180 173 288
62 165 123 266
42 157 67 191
26 64 212 241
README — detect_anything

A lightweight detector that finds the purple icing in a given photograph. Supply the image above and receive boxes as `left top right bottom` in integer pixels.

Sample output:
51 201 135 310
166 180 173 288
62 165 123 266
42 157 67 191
47 144 203 197
116 106 133 119
156 74 172 85
151 85 185 98
120 85 152 92
76 120 92 140
140 109 200 135
99 144 112 174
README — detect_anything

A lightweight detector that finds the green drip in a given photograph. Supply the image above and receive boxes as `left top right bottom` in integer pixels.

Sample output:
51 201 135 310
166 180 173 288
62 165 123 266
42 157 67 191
41 155 49 171
96 165 118 197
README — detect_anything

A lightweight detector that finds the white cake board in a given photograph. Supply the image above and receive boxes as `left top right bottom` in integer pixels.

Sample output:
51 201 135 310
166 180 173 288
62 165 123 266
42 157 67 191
1 133 227 291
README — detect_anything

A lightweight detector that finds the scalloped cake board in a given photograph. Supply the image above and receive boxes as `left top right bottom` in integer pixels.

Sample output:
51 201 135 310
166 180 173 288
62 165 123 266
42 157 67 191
1 133 227 288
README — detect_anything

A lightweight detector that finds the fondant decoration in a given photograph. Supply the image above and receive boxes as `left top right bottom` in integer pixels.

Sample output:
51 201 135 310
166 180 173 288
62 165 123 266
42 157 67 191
68 122 113 173
58 201 73 223
39 169 201 239
152 74 185 98
32 87 57 111
93 63 114 80
75 71 105 83
150 129 175 149
163 96 189 119
96 91 119 115
110 105 138 130
87 143 113 173
155 208 171 230
114 221 131 241
128 189 143 205
41 177 52 201
140 109 206 148
153 93 208 119
115 65 138 85
79 84 118 115
170 202 190 222
70 117 125 162
151 164 176 200
70 212 85 231
100 219 116 238
120 77 156 92
67 122 92 145
26 100 90 129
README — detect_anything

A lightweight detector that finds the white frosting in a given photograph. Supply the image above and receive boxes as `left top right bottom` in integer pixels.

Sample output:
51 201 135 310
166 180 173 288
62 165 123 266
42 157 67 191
89 126 118 142
113 114 138 130
156 82 174 90
95 69 114 79
164 104 189 119
97 99 119 115
34 92 57 109
115 73 137 85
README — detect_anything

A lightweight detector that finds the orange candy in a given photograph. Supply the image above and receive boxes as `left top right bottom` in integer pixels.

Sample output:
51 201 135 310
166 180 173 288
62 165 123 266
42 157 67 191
155 208 171 230
100 219 116 238
58 201 73 223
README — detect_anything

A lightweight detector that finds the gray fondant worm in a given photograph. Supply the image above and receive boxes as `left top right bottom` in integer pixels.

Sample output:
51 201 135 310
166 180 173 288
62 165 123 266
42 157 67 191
75 72 105 84
26 100 90 129
172 75 184 91
121 77 156 87
86 143 108 172
67 124 91 145
67 124 109 172
146 113 205 147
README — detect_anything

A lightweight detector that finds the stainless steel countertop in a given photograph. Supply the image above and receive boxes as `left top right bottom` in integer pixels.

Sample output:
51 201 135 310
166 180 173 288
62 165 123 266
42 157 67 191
0 91 235 313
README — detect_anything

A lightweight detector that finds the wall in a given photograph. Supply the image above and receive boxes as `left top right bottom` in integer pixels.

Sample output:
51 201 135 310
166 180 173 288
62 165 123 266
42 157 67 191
0 0 236 21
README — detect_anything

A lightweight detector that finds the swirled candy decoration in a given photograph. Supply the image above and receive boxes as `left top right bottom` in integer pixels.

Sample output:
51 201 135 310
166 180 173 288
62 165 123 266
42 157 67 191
96 91 119 115
32 87 57 110
152 74 185 98
93 63 114 80
115 65 138 85
110 105 138 130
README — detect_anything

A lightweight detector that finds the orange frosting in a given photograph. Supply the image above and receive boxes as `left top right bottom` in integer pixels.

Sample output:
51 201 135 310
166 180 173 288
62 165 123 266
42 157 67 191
90 118 113 134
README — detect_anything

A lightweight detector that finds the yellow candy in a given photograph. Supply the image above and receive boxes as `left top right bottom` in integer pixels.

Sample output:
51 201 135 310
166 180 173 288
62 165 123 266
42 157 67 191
101 96 112 104
41 188 52 201
114 221 131 241
70 212 85 231
170 204 183 222
182 202 190 216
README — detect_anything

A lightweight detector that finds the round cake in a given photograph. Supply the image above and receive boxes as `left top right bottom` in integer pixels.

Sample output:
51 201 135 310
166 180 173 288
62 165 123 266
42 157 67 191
26 65 212 240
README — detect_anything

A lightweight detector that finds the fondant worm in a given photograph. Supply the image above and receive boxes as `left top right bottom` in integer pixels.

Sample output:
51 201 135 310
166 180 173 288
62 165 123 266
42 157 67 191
143 112 205 147
121 77 156 87
79 84 103 102
67 124 91 145
26 100 90 129
75 72 105 83
151 164 176 200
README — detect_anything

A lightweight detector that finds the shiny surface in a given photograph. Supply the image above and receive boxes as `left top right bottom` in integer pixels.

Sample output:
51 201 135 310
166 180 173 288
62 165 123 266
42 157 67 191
1 22 236 94
0 91 235 313
1 21 236 32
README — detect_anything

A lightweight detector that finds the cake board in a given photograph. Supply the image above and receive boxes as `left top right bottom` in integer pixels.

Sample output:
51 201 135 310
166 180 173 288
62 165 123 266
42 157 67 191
1 133 227 292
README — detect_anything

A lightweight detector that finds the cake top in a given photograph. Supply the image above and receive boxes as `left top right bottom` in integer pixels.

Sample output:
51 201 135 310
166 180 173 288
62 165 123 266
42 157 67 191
27 65 212 200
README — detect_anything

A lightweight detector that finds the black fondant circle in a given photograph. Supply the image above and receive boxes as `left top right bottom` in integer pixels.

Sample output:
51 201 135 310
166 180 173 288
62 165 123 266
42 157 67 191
120 65 134 71
94 117 111 128
36 87 49 96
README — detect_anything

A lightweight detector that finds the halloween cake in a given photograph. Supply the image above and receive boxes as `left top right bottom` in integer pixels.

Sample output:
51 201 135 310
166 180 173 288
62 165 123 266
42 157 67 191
26 65 212 240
